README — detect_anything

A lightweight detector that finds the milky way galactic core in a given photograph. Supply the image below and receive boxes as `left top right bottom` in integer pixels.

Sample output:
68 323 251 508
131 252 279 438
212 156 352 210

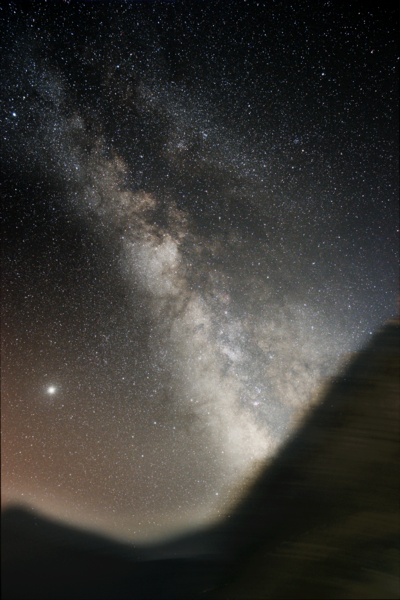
1 2 398 542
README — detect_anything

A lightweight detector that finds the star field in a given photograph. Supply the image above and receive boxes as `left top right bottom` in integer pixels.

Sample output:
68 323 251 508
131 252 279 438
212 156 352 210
1 1 398 543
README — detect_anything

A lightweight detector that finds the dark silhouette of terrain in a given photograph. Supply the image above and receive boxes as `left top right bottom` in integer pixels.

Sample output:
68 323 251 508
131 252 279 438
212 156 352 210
2 318 399 600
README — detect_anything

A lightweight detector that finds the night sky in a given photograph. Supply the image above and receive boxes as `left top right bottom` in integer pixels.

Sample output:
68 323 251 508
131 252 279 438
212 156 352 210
1 1 398 544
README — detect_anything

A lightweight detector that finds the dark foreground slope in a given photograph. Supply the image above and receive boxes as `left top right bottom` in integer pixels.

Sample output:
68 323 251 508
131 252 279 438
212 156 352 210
2 319 399 600
209 316 399 600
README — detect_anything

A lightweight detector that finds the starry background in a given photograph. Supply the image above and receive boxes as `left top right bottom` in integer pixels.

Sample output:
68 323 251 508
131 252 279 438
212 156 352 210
1 1 398 543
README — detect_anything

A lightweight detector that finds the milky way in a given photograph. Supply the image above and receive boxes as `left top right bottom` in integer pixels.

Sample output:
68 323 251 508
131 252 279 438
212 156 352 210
1 2 398 542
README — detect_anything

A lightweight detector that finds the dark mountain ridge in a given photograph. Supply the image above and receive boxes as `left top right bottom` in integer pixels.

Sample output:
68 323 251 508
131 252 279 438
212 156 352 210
2 317 399 599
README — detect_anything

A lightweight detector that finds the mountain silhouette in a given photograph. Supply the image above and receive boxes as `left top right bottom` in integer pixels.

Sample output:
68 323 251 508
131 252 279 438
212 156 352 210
2 318 399 600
